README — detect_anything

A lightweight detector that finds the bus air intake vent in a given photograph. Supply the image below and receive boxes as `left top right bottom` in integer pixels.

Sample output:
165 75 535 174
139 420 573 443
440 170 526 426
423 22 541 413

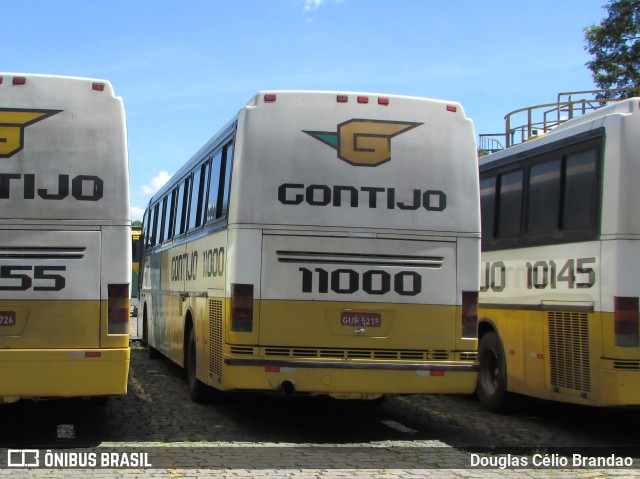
263 347 451 361
460 352 478 361
208 299 224 382
230 346 255 356
613 360 640 370
548 311 591 392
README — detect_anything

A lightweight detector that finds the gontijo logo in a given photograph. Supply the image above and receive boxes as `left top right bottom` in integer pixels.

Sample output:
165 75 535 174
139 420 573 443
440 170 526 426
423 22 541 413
0 108 61 158
304 119 422 166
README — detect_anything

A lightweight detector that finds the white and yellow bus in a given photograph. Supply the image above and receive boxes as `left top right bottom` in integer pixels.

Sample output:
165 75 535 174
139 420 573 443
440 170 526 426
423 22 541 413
0 73 131 402
140 91 480 402
478 98 640 411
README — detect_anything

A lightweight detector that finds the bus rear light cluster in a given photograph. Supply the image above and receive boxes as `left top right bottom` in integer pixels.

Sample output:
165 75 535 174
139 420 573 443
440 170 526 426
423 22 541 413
615 296 639 347
107 284 130 334
461 291 478 338
231 283 254 332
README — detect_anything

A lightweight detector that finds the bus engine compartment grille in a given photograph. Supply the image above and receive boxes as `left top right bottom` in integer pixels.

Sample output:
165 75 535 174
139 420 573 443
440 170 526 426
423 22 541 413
263 347 451 361
548 311 591 393
208 299 224 382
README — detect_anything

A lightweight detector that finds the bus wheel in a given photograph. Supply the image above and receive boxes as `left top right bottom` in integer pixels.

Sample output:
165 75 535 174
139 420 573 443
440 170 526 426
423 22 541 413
187 328 209 403
477 331 509 413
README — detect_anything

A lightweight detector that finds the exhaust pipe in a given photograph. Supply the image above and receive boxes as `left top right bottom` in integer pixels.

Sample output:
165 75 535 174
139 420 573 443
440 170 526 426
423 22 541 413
280 380 296 395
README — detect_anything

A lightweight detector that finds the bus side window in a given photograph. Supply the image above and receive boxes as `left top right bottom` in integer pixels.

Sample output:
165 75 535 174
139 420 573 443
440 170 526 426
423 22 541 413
219 143 234 219
206 151 223 223
175 180 189 237
187 163 208 232
480 176 496 242
143 210 152 248
150 203 159 247
164 191 176 242
563 148 597 230
496 169 523 238
527 158 561 235
158 196 168 243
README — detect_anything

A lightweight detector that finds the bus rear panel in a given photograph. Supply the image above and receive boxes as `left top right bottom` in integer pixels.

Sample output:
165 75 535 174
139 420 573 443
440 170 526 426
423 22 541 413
142 91 480 400
0 74 130 402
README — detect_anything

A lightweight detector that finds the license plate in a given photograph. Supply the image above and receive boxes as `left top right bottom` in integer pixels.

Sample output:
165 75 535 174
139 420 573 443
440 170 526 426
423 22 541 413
340 311 381 328
0 311 16 327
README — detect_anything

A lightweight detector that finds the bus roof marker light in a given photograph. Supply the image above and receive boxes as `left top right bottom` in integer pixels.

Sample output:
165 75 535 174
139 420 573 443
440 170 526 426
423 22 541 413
446 105 457 113
92 82 105 92
0 77 3 85
264 93 277 103
13 77 26 85
378 97 390 106
336 95 348 103
357 96 369 104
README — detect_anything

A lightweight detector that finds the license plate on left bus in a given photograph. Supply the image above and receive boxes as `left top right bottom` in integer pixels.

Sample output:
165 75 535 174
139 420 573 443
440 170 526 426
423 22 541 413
341 311 381 328
0 311 16 327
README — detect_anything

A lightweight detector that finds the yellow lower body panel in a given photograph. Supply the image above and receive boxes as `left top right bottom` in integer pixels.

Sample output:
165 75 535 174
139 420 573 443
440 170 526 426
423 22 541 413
600 368 640 406
0 348 129 401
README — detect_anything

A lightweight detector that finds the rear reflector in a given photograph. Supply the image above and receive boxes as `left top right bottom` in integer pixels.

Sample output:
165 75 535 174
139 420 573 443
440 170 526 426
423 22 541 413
264 93 277 102
13 77 26 85
357 96 369 104
108 284 130 335
92 82 105 92
615 297 639 347
231 283 254 332
461 291 478 338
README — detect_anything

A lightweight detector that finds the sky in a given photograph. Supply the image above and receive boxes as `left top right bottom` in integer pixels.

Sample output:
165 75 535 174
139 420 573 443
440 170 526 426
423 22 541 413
1 0 608 221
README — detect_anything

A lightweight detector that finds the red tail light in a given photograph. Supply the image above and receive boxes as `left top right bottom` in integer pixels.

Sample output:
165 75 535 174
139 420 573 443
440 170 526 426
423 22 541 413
615 297 639 347
231 283 254 332
462 291 478 338
108 284 130 334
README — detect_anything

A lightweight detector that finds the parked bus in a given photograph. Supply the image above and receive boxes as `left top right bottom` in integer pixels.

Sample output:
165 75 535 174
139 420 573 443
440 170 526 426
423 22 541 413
0 73 131 402
478 98 640 411
140 91 480 402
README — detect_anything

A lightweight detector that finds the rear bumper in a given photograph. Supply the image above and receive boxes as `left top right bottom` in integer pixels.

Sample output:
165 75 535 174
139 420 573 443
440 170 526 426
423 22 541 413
222 358 478 395
0 348 129 401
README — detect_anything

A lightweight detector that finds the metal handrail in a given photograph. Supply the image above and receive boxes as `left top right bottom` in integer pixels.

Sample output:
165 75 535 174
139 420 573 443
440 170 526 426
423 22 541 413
477 88 640 155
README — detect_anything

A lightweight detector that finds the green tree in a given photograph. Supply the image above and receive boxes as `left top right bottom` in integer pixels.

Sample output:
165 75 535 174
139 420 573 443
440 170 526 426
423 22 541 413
585 0 640 98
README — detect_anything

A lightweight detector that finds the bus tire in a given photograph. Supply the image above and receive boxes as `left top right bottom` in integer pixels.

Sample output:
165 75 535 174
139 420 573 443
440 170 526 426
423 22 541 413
187 327 209 403
477 331 510 413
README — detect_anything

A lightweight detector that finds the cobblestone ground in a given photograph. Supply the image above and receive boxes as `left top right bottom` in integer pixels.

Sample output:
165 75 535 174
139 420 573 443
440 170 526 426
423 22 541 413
0 335 638 478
